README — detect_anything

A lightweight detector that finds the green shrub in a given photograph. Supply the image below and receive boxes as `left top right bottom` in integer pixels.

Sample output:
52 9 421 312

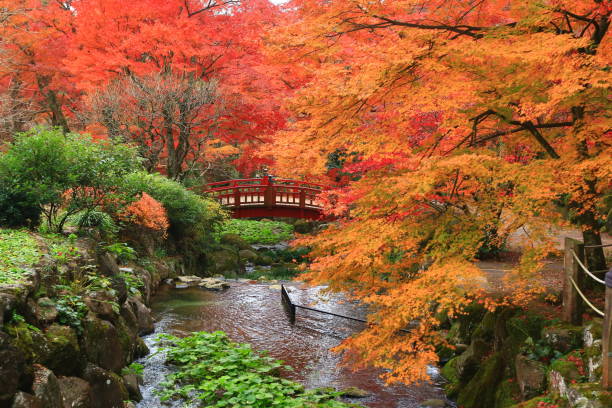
0 127 140 231
0 184 41 228
215 219 294 244
71 210 119 237
121 171 226 242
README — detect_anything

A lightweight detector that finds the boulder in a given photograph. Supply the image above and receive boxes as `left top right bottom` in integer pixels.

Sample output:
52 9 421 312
109 277 128 306
198 278 230 291
43 324 83 376
176 275 201 284
456 353 504 408
122 374 142 402
208 250 240 274
11 392 41 408
515 354 546 399
57 377 91 408
129 299 153 336
83 292 118 321
97 253 120 277
0 292 18 326
31 365 62 408
82 364 128 408
0 332 27 404
293 219 314 234
541 324 583 353
34 298 58 326
81 314 124 373
454 338 489 382
339 387 370 398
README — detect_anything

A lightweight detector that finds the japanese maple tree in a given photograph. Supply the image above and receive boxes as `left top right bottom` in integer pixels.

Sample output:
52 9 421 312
268 0 611 383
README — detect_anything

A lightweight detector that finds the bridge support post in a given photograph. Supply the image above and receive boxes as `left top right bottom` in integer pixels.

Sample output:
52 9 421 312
264 175 275 209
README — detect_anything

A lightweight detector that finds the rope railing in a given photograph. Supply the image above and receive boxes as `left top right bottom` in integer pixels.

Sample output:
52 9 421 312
571 250 606 285
563 237 612 389
568 276 604 316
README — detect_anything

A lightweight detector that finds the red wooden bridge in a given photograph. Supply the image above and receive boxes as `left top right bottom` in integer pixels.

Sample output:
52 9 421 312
205 176 326 219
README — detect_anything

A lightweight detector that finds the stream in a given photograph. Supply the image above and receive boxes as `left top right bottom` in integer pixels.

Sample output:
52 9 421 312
136 281 450 408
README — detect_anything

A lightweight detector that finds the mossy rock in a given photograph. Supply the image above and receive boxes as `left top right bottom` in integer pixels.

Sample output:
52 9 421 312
541 323 583 353
81 314 125 373
207 249 240 275
567 382 612 408
549 355 582 382
455 338 491 382
441 357 461 397
293 219 314 234
43 324 84 376
471 310 497 343
453 302 487 344
219 234 251 250
5 321 49 364
457 352 505 408
254 255 274 266
494 378 522 408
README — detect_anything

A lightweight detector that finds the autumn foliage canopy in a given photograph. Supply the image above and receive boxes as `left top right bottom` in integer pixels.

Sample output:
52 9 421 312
0 0 610 386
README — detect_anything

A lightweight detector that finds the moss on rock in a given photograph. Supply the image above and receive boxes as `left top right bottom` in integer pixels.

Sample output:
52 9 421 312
457 352 505 408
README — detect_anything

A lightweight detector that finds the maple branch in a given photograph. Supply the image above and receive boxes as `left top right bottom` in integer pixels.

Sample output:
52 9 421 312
183 0 240 18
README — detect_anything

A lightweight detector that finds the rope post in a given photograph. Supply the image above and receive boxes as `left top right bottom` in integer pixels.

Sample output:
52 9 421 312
603 270 612 389
563 237 585 325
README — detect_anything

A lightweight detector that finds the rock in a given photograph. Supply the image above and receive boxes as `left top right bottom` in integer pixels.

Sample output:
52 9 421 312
219 234 251 250
238 250 258 263
541 324 583 353
43 324 83 376
57 377 91 408
176 275 201 284
82 314 124 373
127 298 153 336
82 364 128 408
268 285 282 290
454 338 489 381
566 382 612 408
134 337 149 359
122 374 142 402
11 392 41 408
110 277 128 306
97 252 120 277
31 365 62 408
419 399 446 408
456 352 505 408
548 354 583 399
34 298 58 326
208 250 240 274
515 354 546 399
340 387 370 398
0 331 27 404
174 283 188 289
198 278 230 291
293 219 314 234
0 292 18 326
83 292 118 321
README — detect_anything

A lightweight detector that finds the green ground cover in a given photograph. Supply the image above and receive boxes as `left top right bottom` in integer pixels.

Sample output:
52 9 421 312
217 219 294 244
0 229 40 285
158 331 359 408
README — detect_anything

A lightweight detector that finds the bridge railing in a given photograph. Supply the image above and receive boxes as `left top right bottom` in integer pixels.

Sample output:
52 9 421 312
205 176 326 211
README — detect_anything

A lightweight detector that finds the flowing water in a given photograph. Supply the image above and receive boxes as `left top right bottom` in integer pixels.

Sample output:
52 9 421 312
137 281 450 408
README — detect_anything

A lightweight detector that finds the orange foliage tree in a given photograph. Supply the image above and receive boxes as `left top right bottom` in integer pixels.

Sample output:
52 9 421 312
268 0 611 383
120 192 169 236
